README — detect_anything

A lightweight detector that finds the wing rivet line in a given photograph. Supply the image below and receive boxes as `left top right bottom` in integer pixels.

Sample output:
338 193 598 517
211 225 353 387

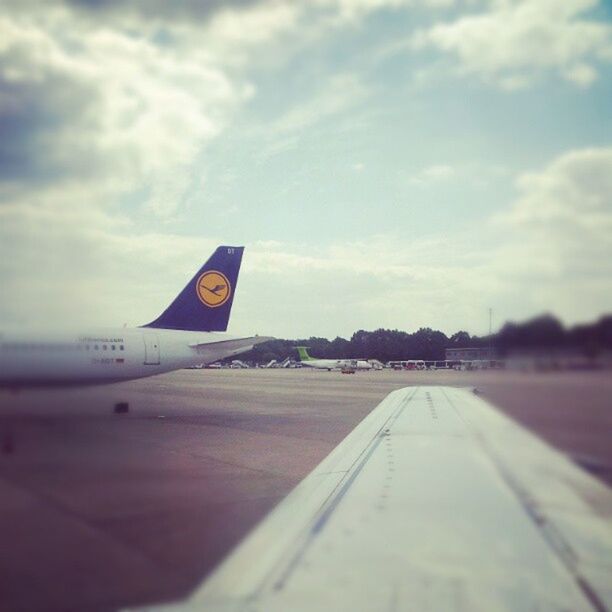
268 388 419 594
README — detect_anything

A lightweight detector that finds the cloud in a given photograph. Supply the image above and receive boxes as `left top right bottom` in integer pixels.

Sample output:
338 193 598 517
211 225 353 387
4 0 262 28
0 1 609 339
506 148 612 226
0 8 256 218
0 185 222 329
0 0 429 333
406 163 509 188
499 146 612 267
1 149 610 336
408 164 455 185
242 149 612 336
0 0 419 216
413 0 612 89
237 234 503 337
271 73 370 136
490 147 612 318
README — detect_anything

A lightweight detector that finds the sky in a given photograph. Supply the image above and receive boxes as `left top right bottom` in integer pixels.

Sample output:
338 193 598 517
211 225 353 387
0 0 611 339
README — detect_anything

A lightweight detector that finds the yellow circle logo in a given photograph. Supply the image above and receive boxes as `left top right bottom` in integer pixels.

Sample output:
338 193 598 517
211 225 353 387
196 270 231 308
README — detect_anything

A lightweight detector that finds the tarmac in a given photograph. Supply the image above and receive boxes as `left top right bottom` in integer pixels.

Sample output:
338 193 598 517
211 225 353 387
1 368 611 611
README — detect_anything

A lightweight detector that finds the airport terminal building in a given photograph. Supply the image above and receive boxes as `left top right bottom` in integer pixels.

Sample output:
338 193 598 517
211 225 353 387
445 347 497 361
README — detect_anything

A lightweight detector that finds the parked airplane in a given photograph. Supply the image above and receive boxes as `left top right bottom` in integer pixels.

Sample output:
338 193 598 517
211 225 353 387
230 360 250 369
296 347 372 371
0 246 271 387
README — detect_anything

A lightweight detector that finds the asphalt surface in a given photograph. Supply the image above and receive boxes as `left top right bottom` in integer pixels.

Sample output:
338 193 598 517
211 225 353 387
1 368 611 612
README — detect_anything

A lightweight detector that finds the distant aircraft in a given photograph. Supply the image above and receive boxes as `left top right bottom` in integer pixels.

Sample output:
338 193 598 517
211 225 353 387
230 360 250 369
296 346 372 371
0 246 271 388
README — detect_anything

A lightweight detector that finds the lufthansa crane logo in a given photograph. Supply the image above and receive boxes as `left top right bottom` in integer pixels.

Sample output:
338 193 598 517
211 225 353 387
196 270 231 308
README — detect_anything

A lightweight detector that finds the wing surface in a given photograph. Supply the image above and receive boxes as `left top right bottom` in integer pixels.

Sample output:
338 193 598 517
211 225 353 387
150 386 612 611
188 336 273 350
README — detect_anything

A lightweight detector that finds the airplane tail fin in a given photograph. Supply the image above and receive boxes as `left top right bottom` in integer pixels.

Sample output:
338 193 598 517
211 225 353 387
296 346 313 361
144 246 244 332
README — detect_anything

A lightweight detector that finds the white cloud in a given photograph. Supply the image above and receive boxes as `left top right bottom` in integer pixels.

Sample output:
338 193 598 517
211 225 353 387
0 9 257 215
413 0 612 89
1 149 610 337
408 164 456 185
406 162 509 188
241 149 612 336
236 234 503 337
0 186 222 329
0 0 424 333
491 147 612 319
275 73 369 135
0 0 429 215
0 2 610 339
504 147 612 228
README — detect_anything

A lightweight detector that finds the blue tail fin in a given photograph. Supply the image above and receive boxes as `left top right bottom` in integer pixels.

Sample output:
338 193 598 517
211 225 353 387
144 246 244 332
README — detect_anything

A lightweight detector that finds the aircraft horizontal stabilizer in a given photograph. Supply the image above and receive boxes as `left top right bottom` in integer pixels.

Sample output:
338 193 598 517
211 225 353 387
188 336 273 350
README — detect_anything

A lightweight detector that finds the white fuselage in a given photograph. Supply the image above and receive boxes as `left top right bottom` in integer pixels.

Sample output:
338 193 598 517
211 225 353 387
301 358 372 371
0 328 262 387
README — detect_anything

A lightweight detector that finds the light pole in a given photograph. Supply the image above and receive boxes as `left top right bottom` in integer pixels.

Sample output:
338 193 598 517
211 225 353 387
488 307 493 361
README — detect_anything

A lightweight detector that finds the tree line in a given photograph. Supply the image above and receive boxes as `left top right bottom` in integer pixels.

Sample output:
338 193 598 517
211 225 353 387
239 314 612 363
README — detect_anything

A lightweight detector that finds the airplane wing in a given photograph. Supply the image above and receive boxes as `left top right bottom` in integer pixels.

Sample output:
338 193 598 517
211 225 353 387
149 386 612 611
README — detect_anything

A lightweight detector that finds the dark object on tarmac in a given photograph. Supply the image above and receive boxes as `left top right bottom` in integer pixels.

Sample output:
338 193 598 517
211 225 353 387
2 433 14 454
114 402 129 414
